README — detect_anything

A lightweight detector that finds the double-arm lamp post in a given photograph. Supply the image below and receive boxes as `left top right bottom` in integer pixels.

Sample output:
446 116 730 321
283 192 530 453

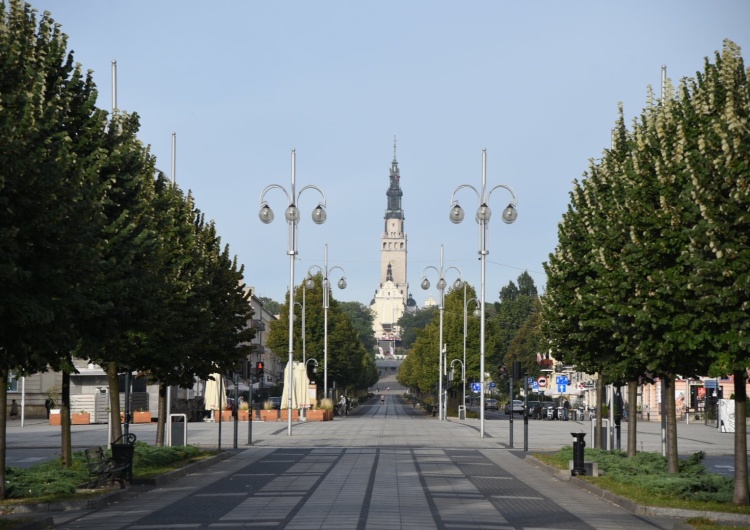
305 243 347 399
421 245 462 421
450 149 518 438
259 149 327 436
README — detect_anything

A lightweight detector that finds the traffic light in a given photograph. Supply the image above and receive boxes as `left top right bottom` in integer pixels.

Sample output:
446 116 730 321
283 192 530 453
256 361 264 379
512 361 522 380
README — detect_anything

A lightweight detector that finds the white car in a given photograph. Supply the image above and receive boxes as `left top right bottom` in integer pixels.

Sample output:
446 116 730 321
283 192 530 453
504 400 525 414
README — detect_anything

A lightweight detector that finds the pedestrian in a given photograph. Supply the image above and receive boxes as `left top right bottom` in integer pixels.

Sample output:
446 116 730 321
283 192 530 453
338 395 347 416
345 396 351 416
10 399 18 420
380 394 385 405
44 398 53 419
563 399 570 421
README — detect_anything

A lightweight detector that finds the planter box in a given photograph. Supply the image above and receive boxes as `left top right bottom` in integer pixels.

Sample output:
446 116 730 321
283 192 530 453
280 409 299 422
305 409 328 421
72 413 90 425
213 410 232 422
133 411 152 424
49 410 61 426
260 409 278 422
238 410 250 421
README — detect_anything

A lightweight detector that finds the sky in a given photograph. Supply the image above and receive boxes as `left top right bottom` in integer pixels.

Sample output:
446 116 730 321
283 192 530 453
25 0 750 307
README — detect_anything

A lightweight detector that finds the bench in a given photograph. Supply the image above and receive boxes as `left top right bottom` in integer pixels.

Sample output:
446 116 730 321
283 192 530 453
84 446 128 489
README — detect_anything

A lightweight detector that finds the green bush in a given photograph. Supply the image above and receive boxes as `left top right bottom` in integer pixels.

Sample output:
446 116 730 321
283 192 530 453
4 444 204 500
550 446 734 504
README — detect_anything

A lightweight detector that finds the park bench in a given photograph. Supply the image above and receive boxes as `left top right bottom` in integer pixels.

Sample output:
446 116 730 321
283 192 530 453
84 446 128 489
83 432 137 489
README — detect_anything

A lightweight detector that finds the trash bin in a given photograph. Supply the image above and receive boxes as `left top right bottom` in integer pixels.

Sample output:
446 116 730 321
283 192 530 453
458 405 466 420
169 414 187 447
111 433 136 484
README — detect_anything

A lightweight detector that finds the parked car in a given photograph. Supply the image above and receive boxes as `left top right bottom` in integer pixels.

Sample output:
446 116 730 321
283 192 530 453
484 398 499 411
504 400 525 414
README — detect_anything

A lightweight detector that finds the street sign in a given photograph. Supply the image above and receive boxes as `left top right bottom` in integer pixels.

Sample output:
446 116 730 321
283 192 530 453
538 377 547 388
488 382 496 389
471 382 481 392
527 377 534 386
558 384 567 393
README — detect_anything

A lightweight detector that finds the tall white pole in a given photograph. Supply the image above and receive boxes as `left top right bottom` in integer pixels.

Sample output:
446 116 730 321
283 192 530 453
479 152 488 438
286 151 296 436
171 132 177 185
463 284 467 411
324 244 329 399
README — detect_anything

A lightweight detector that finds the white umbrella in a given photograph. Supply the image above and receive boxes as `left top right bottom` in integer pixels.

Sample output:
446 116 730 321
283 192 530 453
204 373 227 411
280 362 310 409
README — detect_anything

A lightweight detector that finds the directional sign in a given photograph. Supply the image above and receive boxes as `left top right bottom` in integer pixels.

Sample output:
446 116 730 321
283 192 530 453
557 384 567 393
556 375 570 385
471 382 481 392
538 376 547 388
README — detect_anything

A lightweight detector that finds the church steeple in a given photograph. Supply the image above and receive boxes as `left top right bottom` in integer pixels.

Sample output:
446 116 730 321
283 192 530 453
385 136 403 222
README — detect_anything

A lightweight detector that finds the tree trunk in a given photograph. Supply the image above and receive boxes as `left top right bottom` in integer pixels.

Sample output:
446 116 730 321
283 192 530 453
107 362 122 442
595 376 604 449
0 366 8 500
733 370 749 505
61 369 72 467
627 380 638 457
665 373 679 473
155 382 167 447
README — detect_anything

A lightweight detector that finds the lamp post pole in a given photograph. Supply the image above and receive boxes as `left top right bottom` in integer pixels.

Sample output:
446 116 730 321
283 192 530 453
450 149 518 438
259 149 327 436
306 243 347 399
421 245 462 421
463 284 479 412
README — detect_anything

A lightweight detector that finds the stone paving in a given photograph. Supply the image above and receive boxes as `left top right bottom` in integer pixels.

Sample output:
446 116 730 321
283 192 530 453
9 391 737 530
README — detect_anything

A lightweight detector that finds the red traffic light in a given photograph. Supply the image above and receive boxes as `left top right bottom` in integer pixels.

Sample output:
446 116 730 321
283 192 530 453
256 361 264 370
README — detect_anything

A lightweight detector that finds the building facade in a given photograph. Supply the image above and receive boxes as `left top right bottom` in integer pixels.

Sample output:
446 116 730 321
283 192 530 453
370 142 414 352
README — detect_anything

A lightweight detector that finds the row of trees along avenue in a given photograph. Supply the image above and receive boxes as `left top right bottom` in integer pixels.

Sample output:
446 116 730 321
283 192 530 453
543 40 749 505
397 272 543 408
0 1 254 499
264 274 380 398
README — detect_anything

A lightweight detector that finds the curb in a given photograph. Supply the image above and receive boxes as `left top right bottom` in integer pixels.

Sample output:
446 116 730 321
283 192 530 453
523 454 750 527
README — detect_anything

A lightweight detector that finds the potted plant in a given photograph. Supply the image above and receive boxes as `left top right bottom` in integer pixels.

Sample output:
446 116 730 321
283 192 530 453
260 400 278 422
72 410 91 425
47 386 61 425
280 406 299 421
133 408 152 423
319 398 334 421
305 400 327 421
238 402 250 421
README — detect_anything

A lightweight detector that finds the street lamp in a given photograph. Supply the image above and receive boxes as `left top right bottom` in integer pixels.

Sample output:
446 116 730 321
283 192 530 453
450 149 518 438
306 358 319 375
306 243 347 399
421 245 462 421
463 283 480 412
259 149 327 436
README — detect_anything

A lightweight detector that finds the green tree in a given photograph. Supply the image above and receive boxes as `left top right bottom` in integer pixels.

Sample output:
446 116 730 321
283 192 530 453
0 0 108 487
339 301 377 354
397 306 437 350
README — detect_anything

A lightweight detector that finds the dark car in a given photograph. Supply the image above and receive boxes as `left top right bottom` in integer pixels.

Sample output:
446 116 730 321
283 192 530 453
267 397 281 409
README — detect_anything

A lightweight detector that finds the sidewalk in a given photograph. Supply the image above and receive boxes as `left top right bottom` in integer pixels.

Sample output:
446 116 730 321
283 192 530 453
6 394 748 529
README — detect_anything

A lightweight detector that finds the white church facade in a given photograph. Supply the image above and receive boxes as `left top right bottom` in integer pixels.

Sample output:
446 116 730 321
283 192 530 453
370 142 417 356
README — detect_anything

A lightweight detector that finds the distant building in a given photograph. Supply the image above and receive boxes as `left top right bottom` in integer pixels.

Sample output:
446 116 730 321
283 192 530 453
370 140 414 350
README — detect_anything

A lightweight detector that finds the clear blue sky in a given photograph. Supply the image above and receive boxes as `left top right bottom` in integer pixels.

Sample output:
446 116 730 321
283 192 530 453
28 0 750 307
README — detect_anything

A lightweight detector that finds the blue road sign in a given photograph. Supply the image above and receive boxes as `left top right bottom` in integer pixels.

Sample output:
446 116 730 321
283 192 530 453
471 382 481 392
488 382 496 389
557 384 567 393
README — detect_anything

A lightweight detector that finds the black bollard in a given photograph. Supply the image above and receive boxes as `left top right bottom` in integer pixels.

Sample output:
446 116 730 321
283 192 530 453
571 432 586 476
